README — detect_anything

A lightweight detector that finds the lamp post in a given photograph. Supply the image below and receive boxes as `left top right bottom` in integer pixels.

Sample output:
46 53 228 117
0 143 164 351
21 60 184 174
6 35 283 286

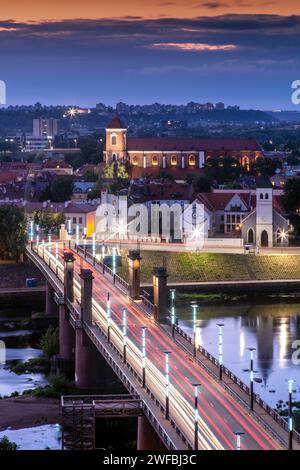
75 224 79 247
106 292 111 343
280 230 288 254
55 242 59 261
67 219 72 237
288 379 294 451
191 303 198 358
164 351 171 420
234 430 245 450
141 327 147 388
122 307 127 364
192 383 201 451
248 347 256 411
170 289 176 337
29 220 34 242
217 323 224 380
92 232 96 259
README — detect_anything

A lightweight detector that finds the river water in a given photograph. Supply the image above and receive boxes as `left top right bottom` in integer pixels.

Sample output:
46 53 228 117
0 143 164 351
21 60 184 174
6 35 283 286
176 298 300 408
0 308 48 397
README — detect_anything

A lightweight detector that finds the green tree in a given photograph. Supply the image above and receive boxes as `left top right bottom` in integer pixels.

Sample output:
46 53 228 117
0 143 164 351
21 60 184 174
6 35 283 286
186 174 212 192
102 163 128 179
33 209 65 234
50 177 74 202
39 325 59 358
0 205 27 261
82 170 99 182
282 178 300 213
252 157 282 176
0 436 18 450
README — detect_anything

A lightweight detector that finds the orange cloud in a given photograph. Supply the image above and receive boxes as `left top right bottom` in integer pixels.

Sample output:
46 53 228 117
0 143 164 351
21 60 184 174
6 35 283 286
151 42 238 51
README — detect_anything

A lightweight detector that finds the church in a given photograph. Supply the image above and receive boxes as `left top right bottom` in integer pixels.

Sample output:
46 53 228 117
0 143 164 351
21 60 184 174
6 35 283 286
103 116 263 179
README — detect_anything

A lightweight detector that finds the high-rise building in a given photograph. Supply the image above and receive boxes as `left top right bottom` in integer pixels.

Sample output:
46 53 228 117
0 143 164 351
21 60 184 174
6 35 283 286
33 118 60 138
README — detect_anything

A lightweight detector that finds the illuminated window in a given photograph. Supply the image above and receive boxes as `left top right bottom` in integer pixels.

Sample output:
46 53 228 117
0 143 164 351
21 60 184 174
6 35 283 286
171 155 177 166
188 155 196 166
111 134 117 146
132 155 138 166
152 155 158 166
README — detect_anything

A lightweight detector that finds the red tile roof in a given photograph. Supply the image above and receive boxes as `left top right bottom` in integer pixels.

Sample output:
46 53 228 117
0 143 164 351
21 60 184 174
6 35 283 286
127 138 261 152
107 116 125 129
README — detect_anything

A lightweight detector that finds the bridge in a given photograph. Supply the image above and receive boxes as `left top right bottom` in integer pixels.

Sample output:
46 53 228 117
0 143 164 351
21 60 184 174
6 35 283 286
26 241 300 451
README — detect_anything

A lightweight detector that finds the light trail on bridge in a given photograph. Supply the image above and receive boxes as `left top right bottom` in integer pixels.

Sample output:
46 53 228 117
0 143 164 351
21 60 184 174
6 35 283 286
42 242 281 450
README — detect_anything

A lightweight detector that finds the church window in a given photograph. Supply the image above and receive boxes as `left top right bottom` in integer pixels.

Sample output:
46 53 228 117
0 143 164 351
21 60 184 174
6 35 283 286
111 134 117 146
152 155 158 166
171 155 177 166
132 156 138 166
189 155 196 166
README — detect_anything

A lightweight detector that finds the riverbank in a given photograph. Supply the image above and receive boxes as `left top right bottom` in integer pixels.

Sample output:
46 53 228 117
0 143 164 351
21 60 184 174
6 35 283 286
0 396 60 431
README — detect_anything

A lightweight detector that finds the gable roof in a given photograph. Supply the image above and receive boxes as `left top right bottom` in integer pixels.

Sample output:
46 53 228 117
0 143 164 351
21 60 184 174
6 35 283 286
127 138 261 152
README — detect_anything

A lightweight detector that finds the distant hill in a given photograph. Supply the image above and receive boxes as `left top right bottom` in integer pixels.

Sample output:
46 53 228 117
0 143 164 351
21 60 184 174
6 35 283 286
266 111 300 123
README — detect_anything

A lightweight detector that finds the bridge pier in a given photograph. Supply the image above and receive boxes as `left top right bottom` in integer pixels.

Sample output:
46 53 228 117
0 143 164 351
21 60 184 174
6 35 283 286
59 304 74 360
152 267 169 324
75 328 94 388
128 251 142 300
137 415 163 450
45 282 58 316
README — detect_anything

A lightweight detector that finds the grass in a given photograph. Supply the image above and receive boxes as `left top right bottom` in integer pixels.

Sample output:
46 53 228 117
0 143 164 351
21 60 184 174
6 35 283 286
117 251 300 284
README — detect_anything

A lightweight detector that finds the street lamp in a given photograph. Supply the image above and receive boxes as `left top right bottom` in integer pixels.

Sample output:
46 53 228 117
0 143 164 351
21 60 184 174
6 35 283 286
29 220 34 242
234 430 245 450
67 219 72 237
248 347 256 411
141 327 147 388
192 383 201 451
55 242 59 262
288 379 294 451
191 303 198 358
112 246 117 280
92 232 96 258
280 229 288 253
106 292 111 343
122 307 127 364
170 289 176 337
164 351 171 420
217 323 224 380
75 224 79 246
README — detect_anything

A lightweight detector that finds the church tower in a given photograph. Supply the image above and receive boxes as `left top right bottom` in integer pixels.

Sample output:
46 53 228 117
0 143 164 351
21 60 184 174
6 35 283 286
256 176 273 247
104 116 127 165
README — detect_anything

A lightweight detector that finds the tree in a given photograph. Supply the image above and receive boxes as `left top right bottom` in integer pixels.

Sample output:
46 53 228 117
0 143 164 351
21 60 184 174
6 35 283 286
204 157 240 184
40 177 74 202
82 170 98 182
186 174 212 192
102 163 128 179
252 157 282 176
282 178 300 213
33 209 65 234
0 205 27 261
39 325 59 358
0 436 18 450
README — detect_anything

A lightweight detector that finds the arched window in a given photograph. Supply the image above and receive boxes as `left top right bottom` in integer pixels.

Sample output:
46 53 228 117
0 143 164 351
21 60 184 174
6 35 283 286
111 134 117 146
152 155 158 166
248 228 254 244
132 155 138 166
171 155 177 166
189 155 196 166
260 193 264 199
265 193 269 200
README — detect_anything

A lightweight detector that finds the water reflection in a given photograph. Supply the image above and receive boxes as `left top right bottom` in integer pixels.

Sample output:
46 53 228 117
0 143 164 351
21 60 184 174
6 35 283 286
177 302 300 407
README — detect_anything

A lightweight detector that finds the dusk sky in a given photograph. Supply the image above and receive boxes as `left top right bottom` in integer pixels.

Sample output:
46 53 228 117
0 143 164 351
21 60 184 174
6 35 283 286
0 1 300 109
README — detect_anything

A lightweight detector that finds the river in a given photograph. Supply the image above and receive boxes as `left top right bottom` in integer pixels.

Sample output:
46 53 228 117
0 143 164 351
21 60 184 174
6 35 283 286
176 297 300 408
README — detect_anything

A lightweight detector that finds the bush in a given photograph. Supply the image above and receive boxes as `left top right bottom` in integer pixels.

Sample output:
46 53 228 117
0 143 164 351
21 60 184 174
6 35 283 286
0 436 18 450
39 325 59 358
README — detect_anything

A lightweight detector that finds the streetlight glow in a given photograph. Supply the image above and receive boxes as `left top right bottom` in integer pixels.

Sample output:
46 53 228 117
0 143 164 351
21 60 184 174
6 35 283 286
217 323 224 380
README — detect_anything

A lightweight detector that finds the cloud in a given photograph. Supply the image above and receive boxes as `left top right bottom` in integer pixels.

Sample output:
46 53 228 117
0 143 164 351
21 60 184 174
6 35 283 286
151 42 238 51
198 2 230 9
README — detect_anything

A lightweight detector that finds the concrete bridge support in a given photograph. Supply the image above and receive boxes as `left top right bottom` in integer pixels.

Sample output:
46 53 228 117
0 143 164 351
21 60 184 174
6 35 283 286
152 267 168 324
59 304 74 360
75 267 94 388
64 251 75 302
137 415 163 450
128 251 142 300
45 282 58 316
